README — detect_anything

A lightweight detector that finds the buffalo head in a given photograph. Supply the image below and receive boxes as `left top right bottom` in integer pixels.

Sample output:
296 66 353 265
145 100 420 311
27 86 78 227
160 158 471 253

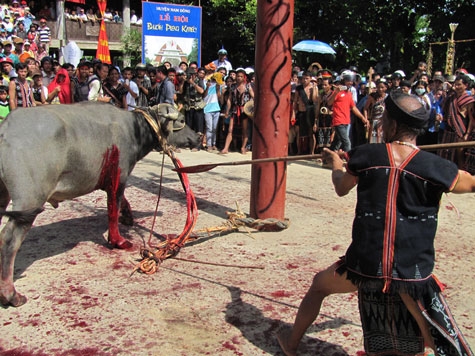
148 104 201 149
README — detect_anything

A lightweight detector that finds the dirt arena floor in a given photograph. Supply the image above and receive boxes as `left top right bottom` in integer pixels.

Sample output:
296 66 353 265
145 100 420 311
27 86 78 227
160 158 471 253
1 149 474 355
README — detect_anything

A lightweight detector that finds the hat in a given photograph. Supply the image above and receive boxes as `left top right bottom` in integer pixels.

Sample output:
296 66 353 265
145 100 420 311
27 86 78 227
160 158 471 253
244 67 254 75
23 40 30 46
317 69 332 79
13 37 23 44
12 0 19 3
385 90 429 129
135 63 146 70
217 48 227 55
394 69 406 78
31 69 42 78
236 67 246 75
209 72 224 85
341 70 356 83
2 40 12 47
310 76 318 82
204 62 216 71
432 75 445 82
0 57 13 65
456 68 468 74
21 0 27 4
391 72 402 80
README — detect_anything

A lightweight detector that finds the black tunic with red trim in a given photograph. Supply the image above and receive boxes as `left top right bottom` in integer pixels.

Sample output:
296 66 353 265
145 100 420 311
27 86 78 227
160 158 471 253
345 143 459 295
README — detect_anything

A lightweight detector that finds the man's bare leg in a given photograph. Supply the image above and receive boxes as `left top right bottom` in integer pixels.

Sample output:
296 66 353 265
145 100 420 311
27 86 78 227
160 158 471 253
399 293 438 356
277 262 356 355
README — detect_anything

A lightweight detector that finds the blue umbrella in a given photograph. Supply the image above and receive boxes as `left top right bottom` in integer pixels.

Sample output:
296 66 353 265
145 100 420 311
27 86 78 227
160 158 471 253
292 40 336 55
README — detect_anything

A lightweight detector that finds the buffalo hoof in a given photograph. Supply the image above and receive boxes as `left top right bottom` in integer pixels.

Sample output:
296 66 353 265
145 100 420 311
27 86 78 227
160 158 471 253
0 291 27 308
110 239 133 250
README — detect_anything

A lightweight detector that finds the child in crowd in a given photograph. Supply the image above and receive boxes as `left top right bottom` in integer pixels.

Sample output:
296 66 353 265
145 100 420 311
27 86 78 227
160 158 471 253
0 85 10 121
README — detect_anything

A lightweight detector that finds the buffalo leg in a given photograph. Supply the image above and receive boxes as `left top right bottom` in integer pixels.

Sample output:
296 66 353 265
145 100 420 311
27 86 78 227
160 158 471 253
0 218 35 307
0 179 11 225
102 148 132 249
119 196 134 226
98 145 133 249
106 183 132 249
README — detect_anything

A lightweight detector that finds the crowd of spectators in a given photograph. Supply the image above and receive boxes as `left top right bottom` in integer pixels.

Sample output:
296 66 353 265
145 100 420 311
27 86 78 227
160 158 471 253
0 0 474 168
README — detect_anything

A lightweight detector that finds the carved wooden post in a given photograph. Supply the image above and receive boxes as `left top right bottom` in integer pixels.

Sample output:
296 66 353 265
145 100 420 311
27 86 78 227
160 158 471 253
250 0 294 219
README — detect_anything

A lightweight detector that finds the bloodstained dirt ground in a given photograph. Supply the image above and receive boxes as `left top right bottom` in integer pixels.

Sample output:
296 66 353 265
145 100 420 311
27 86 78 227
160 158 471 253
0 149 474 356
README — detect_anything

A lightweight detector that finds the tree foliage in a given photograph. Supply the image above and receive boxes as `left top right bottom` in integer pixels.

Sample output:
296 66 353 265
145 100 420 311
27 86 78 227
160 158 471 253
161 0 474 75
120 28 143 67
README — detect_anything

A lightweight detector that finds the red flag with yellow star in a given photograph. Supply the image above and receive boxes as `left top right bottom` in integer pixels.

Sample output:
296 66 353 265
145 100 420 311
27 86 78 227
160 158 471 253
96 0 111 64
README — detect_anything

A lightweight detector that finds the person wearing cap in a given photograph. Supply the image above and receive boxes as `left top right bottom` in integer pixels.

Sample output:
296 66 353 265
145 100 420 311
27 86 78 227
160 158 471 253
12 37 24 57
212 48 232 73
3 40 19 65
202 69 223 151
278 91 475 356
22 7 34 31
0 57 14 85
389 71 403 92
31 68 48 105
133 63 151 107
37 17 51 53
2 13 14 33
327 72 368 152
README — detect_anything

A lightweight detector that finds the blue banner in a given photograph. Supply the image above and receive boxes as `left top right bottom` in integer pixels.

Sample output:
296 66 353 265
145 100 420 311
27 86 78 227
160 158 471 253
142 2 202 66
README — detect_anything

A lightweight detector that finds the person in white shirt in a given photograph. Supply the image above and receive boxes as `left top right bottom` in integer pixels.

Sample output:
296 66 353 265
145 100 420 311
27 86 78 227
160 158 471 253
130 9 137 24
212 48 232 73
122 67 138 111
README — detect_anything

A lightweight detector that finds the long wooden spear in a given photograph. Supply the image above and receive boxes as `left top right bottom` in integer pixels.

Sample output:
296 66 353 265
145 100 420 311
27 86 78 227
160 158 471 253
173 141 475 174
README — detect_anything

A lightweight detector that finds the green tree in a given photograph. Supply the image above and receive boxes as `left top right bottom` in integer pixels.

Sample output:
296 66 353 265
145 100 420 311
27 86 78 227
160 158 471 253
120 28 142 67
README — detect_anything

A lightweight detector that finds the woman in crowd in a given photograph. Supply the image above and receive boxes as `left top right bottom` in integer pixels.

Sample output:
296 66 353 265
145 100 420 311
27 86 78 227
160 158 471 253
47 67 71 104
102 66 127 109
364 78 389 143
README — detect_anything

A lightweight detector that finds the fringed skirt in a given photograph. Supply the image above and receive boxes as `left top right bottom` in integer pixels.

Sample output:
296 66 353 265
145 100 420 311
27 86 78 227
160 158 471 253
336 261 473 356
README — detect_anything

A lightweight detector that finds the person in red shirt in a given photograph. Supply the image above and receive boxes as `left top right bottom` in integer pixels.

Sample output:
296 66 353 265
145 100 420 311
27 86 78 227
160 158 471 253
328 73 368 152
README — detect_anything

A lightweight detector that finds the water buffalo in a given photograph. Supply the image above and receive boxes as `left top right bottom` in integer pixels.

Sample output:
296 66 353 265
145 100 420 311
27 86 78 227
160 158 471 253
0 102 200 307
